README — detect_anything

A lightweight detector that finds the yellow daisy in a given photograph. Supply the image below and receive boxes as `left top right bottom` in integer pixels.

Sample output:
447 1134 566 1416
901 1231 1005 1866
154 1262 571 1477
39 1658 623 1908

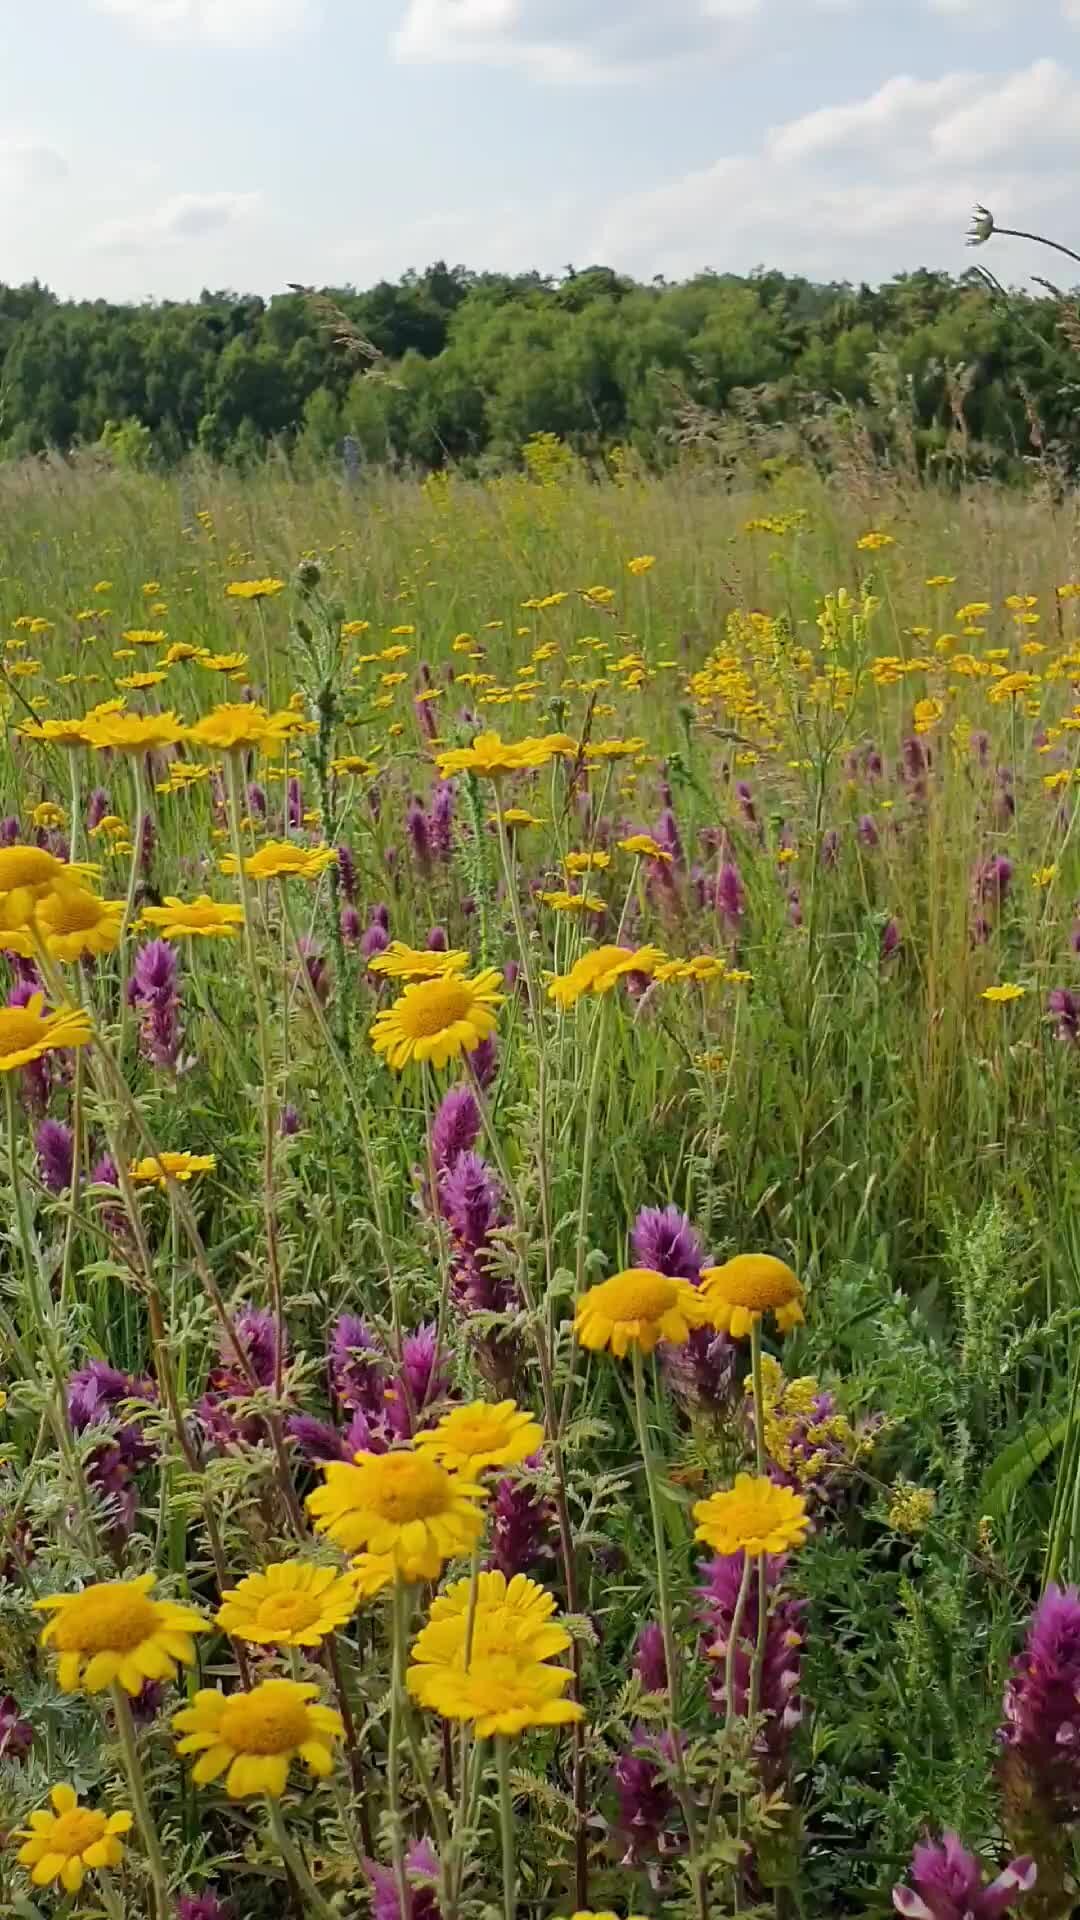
306 1446 486 1581
369 968 503 1071
699 1254 804 1339
547 944 665 1009
367 941 470 980
35 1573 207 1694
215 1561 361 1646
692 1473 809 1556
574 1268 710 1358
129 1151 216 1188
0 995 93 1073
35 887 124 962
138 895 245 940
173 1678 343 1799
16 1785 132 1893
409 1571 571 1701
408 1650 583 1737
219 839 338 882
413 1400 543 1474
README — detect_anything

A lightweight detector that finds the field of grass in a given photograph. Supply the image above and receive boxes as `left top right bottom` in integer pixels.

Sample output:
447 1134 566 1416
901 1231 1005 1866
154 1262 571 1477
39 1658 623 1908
0 446 1079 1918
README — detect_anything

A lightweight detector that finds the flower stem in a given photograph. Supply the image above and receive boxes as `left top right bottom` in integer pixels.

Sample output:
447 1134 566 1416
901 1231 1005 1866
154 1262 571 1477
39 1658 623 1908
747 1322 769 1724
388 1574 412 1916
110 1685 170 1920
265 1796 339 1920
495 1736 516 1920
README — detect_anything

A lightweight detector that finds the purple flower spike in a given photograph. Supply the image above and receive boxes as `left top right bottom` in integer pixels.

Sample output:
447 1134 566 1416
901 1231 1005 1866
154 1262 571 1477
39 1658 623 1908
406 798 432 875
632 1204 703 1281
634 1621 668 1693
176 1895 232 1920
1048 989 1080 1044
613 1724 681 1864
36 1118 74 1193
0 1694 33 1760
431 1086 481 1172
330 1316 387 1421
893 1834 1035 1920
715 859 745 925
86 789 109 832
337 842 357 904
1001 1582 1080 1812
488 1453 554 1580
366 1838 442 1920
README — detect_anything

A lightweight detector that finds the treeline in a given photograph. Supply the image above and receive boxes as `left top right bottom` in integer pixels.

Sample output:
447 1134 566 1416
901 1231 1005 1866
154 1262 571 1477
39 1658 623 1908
2 261 1078 475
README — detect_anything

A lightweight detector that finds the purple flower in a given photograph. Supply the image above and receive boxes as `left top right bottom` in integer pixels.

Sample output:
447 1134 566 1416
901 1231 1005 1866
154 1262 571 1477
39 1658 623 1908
139 811 155 875
858 814 879 848
632 1204 703 1282
471 1033 497 1088
296 936 330 1006
86 789 109 832
68 1362 157 1536
429 783 454 860
288 1413 351 1463
366 1839 442 1920
664 1327 735 1417
427 925 448 952
697 1551 803 1779
280 1102 301 1135
247 782 267 819
406 799 432 874
337 842 357 904
634 1622 668 1694
882 918 901 962
613 1725 682 1865
972 854 1013 907
656 808 684 867
0 1694 32 1760
1048 989 1080 1044
330 1316 387 1420
287 777 303 829
715 860 746 925
35 1118 74 1193
176 1895 232 1920
893 1835 1035 1920
441 1151 503 1251
488 1454 554 1580
820 828 840 868
131 939 182 1071
361 912 391 961
1000 1583 1080 1812
341 905 361 944
431 1086 480 1171
394 1323 448 1427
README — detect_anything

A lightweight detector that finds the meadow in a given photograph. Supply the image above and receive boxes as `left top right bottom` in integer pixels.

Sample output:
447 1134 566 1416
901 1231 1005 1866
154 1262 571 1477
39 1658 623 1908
0 442 1078 1919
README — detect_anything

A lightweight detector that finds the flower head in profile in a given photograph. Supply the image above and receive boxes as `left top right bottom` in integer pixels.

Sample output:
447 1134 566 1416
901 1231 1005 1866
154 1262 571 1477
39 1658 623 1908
225 577 285 601
219 840 338 882
82 710 187 753
547 944 665 1009
139 896 245 940
35 887 123 962
414 1400 543 1475
35 1573 207 1694
215 1561 362 1647
408 1648 583 1737
306 1445 486 1580
575 1268 710 1359
367 941 469 981
539 890 606 915
173 1678 343 1799
693 1474 809 1557
187 704 288 752
435 730 560 780
129 1150 216 1188
893 1833 1034 1920
0 995 93 1073
618 834 671 861
18 716 94 747
16 1784 132 1892
699 1254 804 1339
982 982 1026 1004
370 969 503 1072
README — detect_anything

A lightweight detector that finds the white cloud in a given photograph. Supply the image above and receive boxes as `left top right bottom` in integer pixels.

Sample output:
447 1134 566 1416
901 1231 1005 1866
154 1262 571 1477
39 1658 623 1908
91 190 261 253
591 59 1080 282
0 138 68 189
94 0 315 46
392 0 764 82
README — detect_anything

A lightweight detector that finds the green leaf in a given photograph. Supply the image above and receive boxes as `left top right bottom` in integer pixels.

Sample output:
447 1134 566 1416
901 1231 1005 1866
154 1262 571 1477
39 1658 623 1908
978 1410 1072 1517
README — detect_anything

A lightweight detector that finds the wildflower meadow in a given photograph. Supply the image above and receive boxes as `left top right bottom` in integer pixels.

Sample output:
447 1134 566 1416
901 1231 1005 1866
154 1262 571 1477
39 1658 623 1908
1 446 1080 1920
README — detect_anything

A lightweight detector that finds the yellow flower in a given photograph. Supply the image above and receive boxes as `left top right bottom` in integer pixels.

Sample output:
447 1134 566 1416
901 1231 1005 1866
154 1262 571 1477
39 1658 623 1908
35 1573 207 1694
163 642 207 665
35 888 124 962
0 845 97 898
490 808 544 830
926 575 956 588
0 995 93 1072
129 1151 216 1187
981 982 1026 1003
547 944 665 1009
618 834 670 861
199 652 249 674
187 704 280 752
412 1570 570 1678
539 890 605 914
699 1254 804 1339
369 968 503 1072
118 670 168 691
574 1268 709 1359
654 954 726 984
306 1446 486 1580
173 1678 343 1799
139 895 245 940
409 1649 583 1736
434 729 557 779
367 941 470 981
30 802 65 831
219 840 338 882
626 554 656 574
16 1784 132 1892
584 738 646 762
414 1400 543 1474
856 531 895 551
887 1481 936 1535
83 710 187 753
564 850 611 874
225 577 285 601
1032 866 1057 889
215 1562 361 1647
122 629 167 647
18 716 93 747
692 1473 809 1556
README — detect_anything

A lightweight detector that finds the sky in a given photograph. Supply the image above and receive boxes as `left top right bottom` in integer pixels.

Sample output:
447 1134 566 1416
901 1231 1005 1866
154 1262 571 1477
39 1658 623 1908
3 0 1080 301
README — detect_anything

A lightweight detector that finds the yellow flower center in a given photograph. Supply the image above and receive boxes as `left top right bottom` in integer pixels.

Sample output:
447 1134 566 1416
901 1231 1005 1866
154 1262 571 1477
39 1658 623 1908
596 1269 678 1322
220 1690 309 1754
0 1008 43 1052
399 978 472 1039
255 1591 325 1634
50 1809 107 1857
51 1584 157 1654
368 1453 454 1520
40 891 103 935
707 1256 799 1311
448 1411 508 1452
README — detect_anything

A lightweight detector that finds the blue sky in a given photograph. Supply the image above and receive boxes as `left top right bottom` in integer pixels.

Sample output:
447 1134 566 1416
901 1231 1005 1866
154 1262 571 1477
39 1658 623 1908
3 0 1080 299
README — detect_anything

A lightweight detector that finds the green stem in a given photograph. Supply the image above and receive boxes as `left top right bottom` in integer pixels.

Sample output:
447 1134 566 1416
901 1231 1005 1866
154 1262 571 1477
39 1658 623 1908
495 1737 515 1920
388 1575 412 1916
110 1685 170 1920
265 1796 340 1920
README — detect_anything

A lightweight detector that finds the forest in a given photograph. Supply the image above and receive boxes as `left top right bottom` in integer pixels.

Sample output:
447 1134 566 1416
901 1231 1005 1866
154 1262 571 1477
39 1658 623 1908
1 260 1078 475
